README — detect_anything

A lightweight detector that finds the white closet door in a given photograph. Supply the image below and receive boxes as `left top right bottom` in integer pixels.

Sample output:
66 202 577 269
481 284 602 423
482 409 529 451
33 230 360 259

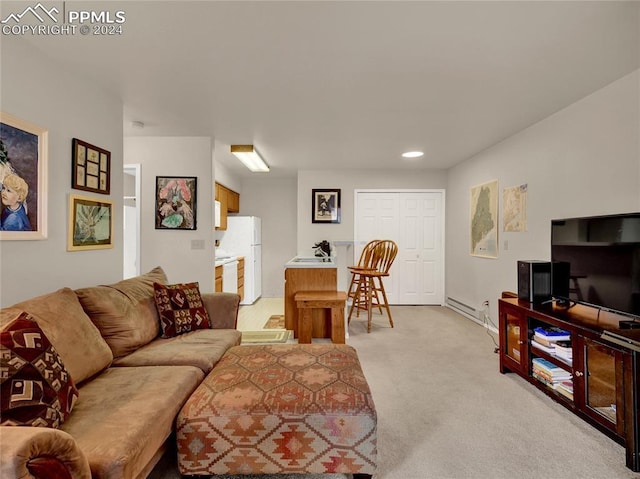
355 190 444 306
397 192 443 305
355 192 400 303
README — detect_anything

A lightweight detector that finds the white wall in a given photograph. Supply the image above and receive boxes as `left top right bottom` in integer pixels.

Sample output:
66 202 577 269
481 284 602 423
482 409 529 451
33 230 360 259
124 137 215 291
0 36 123 306
296 169 448 258
224 168 449 298
227 176 298 297
213 141 243 193
446 70 640 322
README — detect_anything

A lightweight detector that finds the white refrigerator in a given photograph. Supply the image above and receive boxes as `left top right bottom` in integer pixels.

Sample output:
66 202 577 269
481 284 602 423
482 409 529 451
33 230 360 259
219 216 262 305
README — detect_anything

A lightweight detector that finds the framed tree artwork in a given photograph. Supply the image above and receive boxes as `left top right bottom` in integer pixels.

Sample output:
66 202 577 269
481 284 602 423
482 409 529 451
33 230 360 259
155 176 197 230
312 188 341 224
67 194 114 251
0 112 48 240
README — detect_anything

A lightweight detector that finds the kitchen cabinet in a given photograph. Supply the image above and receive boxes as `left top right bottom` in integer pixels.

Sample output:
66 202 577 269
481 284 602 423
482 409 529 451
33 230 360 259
214 183 240 230
237 257 245 301
227 189 240 213
215 265 223 293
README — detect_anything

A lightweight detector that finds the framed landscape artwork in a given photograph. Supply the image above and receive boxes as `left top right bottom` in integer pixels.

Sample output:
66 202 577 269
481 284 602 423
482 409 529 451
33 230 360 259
72 138 111 194
155 176 197 230
67 194 114 251
0 112 48 240
312 189 341 224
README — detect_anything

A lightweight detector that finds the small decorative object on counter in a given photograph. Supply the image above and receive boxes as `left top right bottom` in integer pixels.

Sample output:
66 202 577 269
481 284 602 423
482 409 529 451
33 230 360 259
313 240 331 257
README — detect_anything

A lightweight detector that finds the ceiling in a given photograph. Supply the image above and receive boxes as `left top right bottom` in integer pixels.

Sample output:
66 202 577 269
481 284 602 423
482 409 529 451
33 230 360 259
13 1 640 177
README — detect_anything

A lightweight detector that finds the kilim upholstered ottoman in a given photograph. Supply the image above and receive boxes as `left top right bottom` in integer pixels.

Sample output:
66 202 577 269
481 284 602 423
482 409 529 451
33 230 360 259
176 343 377 477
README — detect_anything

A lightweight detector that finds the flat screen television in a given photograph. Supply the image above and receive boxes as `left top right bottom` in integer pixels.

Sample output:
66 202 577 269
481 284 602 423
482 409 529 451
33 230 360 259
551 212 640 319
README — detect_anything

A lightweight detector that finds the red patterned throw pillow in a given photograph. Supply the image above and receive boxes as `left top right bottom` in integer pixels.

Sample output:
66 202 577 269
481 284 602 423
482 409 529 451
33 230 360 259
153 282 211 338
0 312 79 428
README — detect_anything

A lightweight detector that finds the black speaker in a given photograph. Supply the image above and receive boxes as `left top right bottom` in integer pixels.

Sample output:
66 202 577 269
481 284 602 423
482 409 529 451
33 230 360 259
518 260 552 303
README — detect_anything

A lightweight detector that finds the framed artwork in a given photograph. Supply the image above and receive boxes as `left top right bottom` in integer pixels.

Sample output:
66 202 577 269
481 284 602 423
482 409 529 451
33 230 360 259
470 179 498 258
72 138 110 194
67 194 114 251
0 112 48 240
503 183 528 232
312 188 341 224
155 176 197 230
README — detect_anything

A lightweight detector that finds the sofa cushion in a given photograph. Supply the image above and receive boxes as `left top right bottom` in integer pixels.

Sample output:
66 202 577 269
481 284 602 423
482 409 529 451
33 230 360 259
1 312 79 428
1 288 113 385
61 365 203 479
112 328 242 373
153 282 211 338
75 266 167 359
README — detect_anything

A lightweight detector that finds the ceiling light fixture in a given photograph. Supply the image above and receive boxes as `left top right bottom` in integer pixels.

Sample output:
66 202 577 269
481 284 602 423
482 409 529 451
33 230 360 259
402 151 424 158
230 145 270 172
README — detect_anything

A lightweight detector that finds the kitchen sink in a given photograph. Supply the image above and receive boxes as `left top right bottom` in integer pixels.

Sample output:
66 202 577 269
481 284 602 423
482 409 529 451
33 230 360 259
291 257 332 263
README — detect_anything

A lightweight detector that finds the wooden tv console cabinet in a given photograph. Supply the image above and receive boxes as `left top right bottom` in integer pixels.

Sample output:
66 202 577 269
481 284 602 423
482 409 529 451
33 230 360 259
498 294 640 472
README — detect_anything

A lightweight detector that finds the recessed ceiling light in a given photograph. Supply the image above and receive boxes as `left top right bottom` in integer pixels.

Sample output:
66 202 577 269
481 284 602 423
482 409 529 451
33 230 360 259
402 151 424 158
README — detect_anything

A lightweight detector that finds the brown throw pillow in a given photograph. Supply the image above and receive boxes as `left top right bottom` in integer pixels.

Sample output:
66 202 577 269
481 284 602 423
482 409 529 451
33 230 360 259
1 312 79 429
153 282 211 338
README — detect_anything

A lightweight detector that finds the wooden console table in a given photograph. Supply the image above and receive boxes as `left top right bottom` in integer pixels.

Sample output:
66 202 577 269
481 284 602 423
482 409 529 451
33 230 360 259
284 266 337 338
499 294 640 471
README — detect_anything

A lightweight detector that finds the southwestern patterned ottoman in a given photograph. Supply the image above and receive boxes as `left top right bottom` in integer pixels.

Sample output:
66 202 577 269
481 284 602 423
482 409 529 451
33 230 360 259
176 343 377 477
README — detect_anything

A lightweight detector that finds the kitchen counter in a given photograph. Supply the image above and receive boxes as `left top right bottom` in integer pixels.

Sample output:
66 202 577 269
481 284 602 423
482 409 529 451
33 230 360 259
285 256 337 268
215 256 238 267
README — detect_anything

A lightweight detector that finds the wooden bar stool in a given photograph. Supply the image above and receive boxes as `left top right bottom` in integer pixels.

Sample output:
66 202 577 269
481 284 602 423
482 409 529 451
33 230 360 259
295 291 347 344
348 240 398 333
347 240 382 317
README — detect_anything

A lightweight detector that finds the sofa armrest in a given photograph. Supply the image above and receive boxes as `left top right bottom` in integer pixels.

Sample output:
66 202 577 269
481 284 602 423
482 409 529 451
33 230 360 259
201 292 240 329
0 426 91 479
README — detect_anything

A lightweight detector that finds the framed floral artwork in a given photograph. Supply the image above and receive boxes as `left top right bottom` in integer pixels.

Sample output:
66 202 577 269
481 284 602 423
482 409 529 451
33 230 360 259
67 194 114 251
155 176 197 230
0 112 48 240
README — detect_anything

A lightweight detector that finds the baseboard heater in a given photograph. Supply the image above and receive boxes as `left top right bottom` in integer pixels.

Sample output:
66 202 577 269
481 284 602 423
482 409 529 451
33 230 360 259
446 296 482 324
447 296 498 333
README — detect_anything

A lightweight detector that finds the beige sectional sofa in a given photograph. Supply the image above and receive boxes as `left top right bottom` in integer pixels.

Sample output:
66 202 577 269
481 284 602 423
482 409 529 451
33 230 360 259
0 267 242 479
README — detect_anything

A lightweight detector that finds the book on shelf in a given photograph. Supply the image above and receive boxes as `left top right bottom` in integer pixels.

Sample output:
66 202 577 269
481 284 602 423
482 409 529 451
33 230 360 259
533 326 571 342
553 340 573 363
554 381 574 401
532 335 556 348
554 352 573 366
531 357 572 380
556 380 574 394
532 367 572 383
532 371 556 388
554 340 572 353
531 339 555 354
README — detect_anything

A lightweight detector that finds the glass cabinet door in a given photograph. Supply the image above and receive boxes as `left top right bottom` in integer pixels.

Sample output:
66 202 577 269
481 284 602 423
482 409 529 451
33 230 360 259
504 311 524 367
582 339 620 427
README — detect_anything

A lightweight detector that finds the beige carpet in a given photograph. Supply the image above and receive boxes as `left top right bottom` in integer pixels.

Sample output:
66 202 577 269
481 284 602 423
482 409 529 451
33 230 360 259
150 306 635 479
